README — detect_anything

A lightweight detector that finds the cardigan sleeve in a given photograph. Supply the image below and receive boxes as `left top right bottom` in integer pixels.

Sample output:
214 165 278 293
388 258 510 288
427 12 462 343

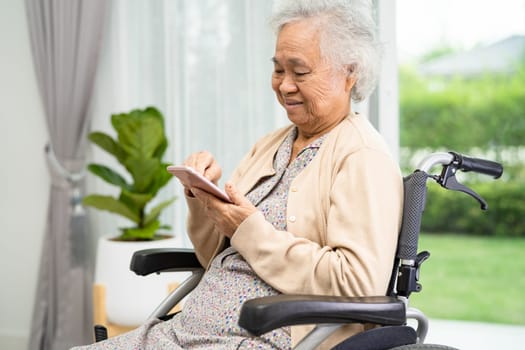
230 147 403 297
185 196 226 268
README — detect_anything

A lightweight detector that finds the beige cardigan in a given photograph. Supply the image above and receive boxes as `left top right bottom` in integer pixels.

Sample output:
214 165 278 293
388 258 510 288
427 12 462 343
185 113 403 349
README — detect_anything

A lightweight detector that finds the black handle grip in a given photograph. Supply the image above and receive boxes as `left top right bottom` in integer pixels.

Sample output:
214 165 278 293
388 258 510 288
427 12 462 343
397 171 429 261
451 152 503 179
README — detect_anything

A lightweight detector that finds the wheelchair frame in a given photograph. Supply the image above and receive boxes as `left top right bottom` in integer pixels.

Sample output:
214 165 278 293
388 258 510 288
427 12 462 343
98 151 503 350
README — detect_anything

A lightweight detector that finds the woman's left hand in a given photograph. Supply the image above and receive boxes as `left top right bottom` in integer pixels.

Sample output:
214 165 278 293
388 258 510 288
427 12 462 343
191 182 257 238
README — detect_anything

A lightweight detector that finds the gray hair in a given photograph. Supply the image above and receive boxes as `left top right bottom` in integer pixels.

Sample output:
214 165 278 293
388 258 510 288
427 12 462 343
270 0 381 102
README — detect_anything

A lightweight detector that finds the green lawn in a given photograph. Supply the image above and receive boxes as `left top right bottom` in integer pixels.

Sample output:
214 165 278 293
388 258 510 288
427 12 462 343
408 234 525 325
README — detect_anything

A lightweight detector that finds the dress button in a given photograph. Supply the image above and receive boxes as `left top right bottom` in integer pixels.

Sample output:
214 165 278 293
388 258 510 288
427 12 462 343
291 187 298 192
289 215 296 223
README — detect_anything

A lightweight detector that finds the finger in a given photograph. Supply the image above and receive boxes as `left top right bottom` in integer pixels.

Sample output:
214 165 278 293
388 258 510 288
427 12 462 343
190 187 208 202
191 187 221 207
203 161 222 183
224 182 251 207
195 152 214 175
183 187 194 198
184 151 213 173
184 151 222 183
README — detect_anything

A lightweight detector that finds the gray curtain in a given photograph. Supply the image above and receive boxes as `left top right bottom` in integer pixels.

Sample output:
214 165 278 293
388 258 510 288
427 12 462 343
25 0 108 348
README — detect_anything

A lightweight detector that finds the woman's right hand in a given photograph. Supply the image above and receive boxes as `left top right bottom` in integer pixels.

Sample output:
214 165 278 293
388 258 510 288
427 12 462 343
183 151 222 185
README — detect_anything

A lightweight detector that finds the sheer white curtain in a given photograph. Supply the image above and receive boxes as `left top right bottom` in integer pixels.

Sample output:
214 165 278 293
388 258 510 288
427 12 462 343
89 0 281 247
88 0 397 248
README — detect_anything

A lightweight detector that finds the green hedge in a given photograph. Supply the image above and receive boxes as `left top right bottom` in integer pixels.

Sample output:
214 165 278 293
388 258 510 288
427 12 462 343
399 64 525 150
422 180 525 237
399 61 525 237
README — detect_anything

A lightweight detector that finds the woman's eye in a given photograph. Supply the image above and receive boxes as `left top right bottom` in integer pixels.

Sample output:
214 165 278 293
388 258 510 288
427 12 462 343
295 72 309 76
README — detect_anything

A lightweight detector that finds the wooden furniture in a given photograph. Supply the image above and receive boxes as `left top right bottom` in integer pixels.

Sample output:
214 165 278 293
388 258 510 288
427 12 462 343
93 282 181 338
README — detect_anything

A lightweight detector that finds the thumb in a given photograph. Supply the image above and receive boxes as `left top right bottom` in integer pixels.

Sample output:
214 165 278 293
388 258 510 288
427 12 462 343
225 182 250 206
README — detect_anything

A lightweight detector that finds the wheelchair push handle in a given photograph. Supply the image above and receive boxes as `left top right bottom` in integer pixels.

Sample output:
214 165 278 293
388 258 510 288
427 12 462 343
416 151 503 177
415 151 504 210
395 151 503 298
436 152 503 210
451 152 503 179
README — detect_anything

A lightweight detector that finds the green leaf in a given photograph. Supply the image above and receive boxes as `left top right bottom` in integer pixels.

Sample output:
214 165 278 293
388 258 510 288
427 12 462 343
153 137 168 159
87 164 130 189
88 132 126 163
148 163 175 195
143 106 165 125
125 158 159 193
119 190 153 215
144 197 177 227
111 111 166 160
144 107 168 158
82 195 140 223
120 220 160 240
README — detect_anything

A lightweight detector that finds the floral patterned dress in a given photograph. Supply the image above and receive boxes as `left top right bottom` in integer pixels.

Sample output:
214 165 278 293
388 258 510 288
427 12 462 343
72 128 325 350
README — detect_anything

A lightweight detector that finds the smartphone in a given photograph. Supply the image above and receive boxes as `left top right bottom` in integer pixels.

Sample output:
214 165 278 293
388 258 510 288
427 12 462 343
166 165 232 203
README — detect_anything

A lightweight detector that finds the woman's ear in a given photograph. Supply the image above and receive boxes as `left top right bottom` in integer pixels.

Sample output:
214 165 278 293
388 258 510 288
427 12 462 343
345 65 356 93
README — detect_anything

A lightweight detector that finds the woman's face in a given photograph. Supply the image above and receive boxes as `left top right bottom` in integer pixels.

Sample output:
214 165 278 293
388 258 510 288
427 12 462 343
272 19 354 136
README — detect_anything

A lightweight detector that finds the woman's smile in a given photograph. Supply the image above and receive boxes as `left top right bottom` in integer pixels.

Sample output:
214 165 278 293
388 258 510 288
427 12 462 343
283 98 303 110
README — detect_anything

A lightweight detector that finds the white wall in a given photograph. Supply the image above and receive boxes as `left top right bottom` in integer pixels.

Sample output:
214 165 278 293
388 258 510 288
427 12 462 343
0 0 48 348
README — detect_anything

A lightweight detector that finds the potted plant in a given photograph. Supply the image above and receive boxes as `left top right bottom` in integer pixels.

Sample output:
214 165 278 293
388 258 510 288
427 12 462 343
83 106 175 240
84 106 179 330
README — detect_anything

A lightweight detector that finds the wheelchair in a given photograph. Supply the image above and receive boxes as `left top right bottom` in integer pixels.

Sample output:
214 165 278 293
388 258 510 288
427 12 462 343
95 151 503 349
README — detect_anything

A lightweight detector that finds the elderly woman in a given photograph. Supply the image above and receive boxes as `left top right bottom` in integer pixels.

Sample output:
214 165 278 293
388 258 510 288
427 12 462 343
74 0 402 349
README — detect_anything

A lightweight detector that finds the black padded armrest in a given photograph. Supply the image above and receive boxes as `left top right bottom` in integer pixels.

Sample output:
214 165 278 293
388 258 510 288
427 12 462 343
130 248 202 276
238 295 405 336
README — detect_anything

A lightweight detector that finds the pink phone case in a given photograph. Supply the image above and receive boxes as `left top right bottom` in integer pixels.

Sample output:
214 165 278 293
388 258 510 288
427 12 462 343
166 165 232 203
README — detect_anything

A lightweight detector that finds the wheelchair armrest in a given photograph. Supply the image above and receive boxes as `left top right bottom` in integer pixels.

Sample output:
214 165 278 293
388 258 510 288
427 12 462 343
130 248 202 276
238 295 405 336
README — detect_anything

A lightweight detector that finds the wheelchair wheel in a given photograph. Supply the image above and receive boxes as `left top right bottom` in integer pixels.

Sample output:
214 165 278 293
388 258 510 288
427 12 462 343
389 344 459 350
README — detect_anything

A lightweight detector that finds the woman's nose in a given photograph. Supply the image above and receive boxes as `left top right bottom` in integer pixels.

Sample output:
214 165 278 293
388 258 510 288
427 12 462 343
279 74 298 94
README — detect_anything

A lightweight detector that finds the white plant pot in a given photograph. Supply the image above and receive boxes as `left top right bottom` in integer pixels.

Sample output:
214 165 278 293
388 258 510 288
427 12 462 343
94 235 180 327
